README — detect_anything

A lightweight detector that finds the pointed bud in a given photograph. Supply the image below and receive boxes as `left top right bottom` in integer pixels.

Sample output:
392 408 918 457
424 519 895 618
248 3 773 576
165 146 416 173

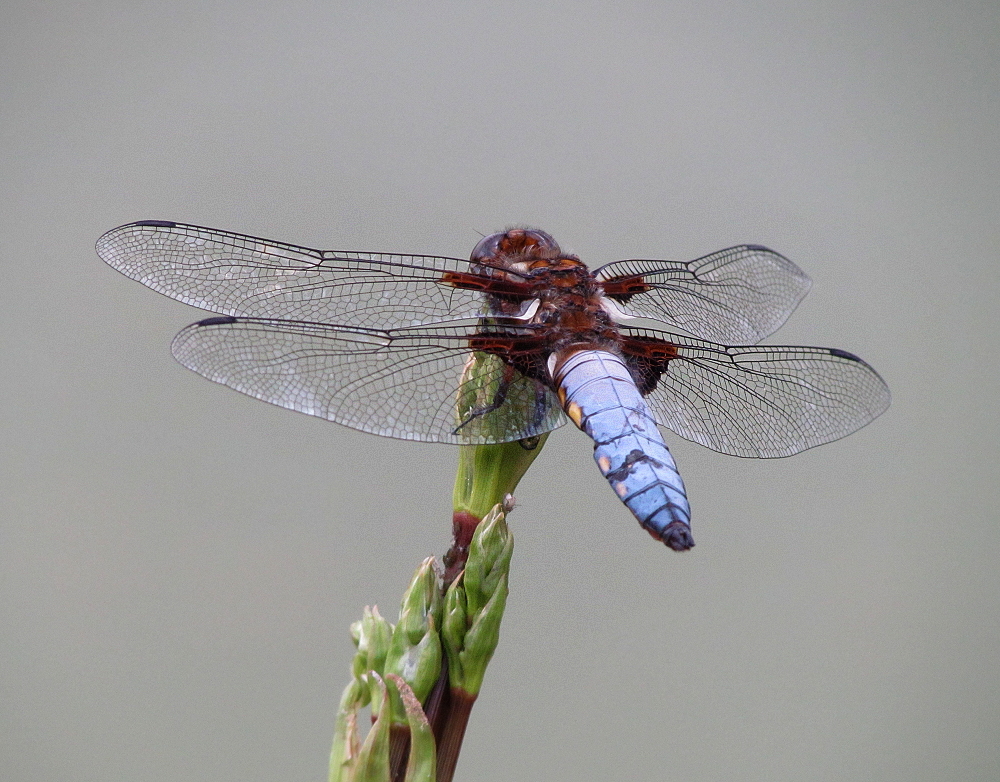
441 502 512 696
385 675 436 782
349 605 394 711
455 573 508 695
462 504 513 617
384 558 444 722
352 605 392 680
442 575 469 686
395 558 442 644
352 673 392 782
328 679 365 782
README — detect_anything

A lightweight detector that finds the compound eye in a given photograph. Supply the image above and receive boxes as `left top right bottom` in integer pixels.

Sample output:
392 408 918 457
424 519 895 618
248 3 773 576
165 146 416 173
470 232 505 263
470 228 561 262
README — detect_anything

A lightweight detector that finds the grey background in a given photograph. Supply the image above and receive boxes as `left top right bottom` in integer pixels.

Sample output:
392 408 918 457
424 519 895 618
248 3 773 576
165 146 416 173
3 2 998 780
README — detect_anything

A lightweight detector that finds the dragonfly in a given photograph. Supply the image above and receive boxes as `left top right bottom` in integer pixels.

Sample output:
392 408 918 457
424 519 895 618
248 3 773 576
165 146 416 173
97 221 890 551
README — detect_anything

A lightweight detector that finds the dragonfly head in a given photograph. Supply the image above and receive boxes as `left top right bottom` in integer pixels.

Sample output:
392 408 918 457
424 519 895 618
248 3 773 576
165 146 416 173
471 228 563 273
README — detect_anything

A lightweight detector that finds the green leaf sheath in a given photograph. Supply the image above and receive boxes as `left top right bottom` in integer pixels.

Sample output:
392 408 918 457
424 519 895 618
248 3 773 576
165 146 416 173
442 505 512 696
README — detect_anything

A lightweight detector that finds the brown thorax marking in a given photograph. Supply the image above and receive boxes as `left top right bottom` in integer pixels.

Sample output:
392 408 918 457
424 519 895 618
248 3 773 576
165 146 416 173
455 228 676 397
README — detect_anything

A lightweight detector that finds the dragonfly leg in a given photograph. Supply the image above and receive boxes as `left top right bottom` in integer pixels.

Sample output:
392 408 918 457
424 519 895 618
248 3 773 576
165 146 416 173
452 363 518 433
528 379 550 431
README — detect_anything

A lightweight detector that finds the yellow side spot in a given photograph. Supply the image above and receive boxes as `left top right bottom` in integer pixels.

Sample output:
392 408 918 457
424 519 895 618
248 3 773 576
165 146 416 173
557 386 567 406
613 481 629 498
597 455 612 473
566 401 583 427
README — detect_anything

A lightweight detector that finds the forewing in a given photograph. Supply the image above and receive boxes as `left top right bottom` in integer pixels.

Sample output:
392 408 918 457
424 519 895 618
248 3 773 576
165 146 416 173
621 327 890 457
97 221 491 328
596 245 811 343
170 317 565 444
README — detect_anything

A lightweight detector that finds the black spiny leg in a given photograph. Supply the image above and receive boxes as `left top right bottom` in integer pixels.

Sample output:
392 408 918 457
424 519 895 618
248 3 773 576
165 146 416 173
452 362 518 434
529 379 550 430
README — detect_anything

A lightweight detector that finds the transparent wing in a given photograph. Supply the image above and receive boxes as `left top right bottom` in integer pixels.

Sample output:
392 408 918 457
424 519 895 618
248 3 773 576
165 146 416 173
170 317 565 444
621 326 890 458
595 245 812 343
97 220 496 329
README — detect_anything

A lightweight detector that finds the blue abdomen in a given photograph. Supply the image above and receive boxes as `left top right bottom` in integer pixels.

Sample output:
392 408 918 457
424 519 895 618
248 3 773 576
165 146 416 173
552 350 694 551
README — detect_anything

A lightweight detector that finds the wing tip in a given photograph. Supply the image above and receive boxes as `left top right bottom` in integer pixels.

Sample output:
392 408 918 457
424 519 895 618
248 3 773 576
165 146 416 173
96 219 178 253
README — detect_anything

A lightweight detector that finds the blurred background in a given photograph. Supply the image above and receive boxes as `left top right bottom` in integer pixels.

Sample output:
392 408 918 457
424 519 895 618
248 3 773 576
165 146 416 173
2 2 998 780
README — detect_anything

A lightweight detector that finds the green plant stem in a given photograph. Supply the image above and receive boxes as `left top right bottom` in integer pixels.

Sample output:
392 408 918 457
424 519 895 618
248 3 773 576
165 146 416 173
445 435 546 583
451 436 547 521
